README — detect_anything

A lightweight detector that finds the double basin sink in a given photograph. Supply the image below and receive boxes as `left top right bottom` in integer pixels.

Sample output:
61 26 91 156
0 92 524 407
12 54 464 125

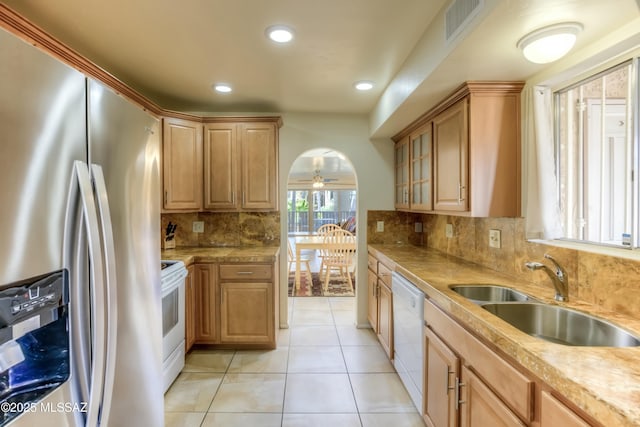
449 285 640 347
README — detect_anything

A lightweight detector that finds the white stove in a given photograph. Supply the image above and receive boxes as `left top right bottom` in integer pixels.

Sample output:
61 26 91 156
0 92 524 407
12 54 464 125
160 260 187 393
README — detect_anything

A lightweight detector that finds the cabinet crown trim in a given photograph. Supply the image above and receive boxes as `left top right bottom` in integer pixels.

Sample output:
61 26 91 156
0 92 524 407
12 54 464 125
0 5 283 127
391 80 524 142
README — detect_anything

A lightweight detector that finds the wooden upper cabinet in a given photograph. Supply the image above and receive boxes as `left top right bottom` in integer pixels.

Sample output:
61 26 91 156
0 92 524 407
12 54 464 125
410 123 433 211
240 122 278 210
394 136 410 210
392 82 524 217
162 118 203 210
203 119 279 211
433 98 468 212
204 123 237 210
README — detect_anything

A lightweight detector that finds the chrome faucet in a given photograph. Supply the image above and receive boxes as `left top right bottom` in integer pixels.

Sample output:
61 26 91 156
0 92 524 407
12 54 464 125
525 254 568 302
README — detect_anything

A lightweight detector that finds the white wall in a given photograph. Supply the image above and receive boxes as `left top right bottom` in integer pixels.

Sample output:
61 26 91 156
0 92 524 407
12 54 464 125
278 112 394 327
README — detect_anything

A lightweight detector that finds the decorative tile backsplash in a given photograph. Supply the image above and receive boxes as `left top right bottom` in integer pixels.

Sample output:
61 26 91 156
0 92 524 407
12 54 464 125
367 210 640 318
161 211 280 248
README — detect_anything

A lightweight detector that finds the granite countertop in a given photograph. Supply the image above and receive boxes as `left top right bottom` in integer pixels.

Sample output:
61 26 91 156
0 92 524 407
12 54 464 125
368 244 640 427
161 246 280 266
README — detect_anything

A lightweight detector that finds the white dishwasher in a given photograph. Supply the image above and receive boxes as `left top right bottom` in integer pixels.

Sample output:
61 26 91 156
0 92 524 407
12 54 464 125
392 272 425 411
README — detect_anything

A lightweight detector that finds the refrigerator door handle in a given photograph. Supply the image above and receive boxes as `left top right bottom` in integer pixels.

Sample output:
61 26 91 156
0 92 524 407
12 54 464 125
90 163 118 426
67 160 108 427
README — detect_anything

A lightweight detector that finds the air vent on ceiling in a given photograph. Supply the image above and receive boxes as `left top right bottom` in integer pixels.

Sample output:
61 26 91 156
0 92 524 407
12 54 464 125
445 0 484 43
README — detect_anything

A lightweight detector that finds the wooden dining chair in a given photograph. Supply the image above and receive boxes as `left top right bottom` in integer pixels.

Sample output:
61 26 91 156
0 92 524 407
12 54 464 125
287 239 311 289
317 223 341 235
321 229 355 292
316 223 342 275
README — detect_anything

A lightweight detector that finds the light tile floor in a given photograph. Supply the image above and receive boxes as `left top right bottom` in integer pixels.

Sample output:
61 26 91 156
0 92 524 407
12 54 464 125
164 297 425 427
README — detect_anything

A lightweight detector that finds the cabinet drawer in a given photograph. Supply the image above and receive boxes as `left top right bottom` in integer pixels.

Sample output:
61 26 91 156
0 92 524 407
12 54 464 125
219 264 272 280
367 254 378 273
378 262 393 287
425 299 534 422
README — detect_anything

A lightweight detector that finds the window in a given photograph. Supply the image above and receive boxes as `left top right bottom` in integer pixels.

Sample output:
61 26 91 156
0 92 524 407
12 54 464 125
555 60 637 247
287 190 356 234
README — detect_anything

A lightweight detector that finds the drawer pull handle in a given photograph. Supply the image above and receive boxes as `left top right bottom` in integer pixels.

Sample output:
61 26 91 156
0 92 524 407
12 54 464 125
236 271 254 275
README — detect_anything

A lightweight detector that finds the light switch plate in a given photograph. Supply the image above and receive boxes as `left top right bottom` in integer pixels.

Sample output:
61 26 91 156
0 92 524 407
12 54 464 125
414 222 423 233
376 221 384 232
489 229 501 248
193 221 204 233
445 223 453 238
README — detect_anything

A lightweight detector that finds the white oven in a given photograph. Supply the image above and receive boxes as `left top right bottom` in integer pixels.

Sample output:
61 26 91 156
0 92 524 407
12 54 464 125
160 260 187 393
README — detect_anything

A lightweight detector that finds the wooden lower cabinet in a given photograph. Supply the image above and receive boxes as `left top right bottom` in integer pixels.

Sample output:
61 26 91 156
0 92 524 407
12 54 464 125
190 260 278 348
424 297 597 427
185 265 196 352
194 263 218 343
377 280 393 359
460 366 525 427
540 392 591 427
367 269 379 332
220 281 274 345
367 249 394 360
424 298 533 426
424 327 459 427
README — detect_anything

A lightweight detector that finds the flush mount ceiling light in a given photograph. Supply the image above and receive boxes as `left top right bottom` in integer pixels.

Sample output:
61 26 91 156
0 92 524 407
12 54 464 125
213 83 232 93
517 22 583 64
266 25 294 43
354 81 374 91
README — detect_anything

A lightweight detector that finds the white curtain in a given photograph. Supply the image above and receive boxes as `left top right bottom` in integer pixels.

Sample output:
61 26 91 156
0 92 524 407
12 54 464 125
524 85 564 239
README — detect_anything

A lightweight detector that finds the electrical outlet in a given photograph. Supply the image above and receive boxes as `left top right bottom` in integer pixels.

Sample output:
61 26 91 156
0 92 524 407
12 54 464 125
489 229 501 248
192 221 204 233
414 222 423 233
376 221 384 232
445 223 454 238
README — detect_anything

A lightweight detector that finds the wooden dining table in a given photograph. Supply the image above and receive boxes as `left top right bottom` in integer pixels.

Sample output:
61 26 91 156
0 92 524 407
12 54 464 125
292 234 357 287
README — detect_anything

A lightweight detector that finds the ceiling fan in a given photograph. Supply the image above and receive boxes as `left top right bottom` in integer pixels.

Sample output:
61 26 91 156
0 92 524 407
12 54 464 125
296 169 338 188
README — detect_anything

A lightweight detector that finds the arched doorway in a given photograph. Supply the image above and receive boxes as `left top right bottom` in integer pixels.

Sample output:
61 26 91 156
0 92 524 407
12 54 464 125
285 148 358 303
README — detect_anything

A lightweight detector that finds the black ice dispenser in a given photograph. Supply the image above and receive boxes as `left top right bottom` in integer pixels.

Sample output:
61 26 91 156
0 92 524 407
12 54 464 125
0 270 70 425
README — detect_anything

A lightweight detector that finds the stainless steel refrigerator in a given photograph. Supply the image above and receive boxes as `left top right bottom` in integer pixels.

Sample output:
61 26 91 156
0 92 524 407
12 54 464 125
0 26 163 426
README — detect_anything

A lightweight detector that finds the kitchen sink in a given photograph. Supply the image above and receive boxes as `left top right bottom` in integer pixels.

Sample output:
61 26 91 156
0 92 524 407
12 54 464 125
482 303 640 347
450 284 535 304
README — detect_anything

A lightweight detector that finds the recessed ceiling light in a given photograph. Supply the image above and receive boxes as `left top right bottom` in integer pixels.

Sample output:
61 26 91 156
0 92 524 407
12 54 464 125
354 81 374 91
517 22 583 64
213 83 232 93
266 25 294 43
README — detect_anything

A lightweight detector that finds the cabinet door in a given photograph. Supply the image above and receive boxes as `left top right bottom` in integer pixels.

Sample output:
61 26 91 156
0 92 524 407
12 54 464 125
395 136 410 210
240 122 278 210
377 280 393 359
410 124 433 211
540 391 591 427
203 123 238 210
195 264 218 343
424 327 460 427
460 366 525 427
433 99 468 212
219 281 274 345
367 269 379 332
162 118 203 210
185 265 196 352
